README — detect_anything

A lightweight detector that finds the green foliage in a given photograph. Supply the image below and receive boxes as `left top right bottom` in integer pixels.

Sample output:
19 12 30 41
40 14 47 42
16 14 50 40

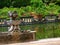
46 3 60 15
0 0 60 18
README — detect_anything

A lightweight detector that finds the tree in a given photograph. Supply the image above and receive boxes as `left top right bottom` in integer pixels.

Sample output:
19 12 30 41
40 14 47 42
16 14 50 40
42 0 56 5
0 0 31 8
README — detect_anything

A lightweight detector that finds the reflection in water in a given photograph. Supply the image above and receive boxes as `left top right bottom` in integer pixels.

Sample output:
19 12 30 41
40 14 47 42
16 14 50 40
20 22 60 40
0 22 60 43
34 26 39 32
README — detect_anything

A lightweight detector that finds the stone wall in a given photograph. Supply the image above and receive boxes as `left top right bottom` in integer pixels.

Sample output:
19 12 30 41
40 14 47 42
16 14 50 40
0 32 34 43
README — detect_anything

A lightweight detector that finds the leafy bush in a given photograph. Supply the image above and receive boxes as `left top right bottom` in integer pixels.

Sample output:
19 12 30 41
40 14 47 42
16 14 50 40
0 0 60 18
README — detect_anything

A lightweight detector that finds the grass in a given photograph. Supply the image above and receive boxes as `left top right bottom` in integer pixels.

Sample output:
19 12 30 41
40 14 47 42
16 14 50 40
0 22 60 40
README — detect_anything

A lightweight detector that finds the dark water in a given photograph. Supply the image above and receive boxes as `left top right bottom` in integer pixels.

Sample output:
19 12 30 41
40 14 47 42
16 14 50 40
20 22 60 40
0 22 60 40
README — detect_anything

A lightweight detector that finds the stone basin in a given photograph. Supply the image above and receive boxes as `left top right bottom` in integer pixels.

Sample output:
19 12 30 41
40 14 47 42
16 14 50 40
0 31 36 43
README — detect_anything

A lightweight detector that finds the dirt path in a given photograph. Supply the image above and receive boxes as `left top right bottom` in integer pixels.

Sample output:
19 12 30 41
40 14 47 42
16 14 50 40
1 38 60 45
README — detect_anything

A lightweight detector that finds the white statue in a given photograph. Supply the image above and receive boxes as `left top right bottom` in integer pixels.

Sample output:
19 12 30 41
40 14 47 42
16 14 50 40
8 11 21 35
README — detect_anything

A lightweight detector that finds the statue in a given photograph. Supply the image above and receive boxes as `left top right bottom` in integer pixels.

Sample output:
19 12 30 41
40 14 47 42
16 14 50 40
7 11 36 41
8 11 21 35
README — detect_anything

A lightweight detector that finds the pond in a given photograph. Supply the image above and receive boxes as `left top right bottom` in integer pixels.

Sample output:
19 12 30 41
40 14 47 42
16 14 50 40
0 22 60 40
20 22 60 40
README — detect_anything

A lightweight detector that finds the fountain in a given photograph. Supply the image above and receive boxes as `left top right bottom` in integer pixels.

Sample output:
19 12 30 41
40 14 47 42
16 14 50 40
7 11 22 42
8 11 21 35
0 11 36 43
